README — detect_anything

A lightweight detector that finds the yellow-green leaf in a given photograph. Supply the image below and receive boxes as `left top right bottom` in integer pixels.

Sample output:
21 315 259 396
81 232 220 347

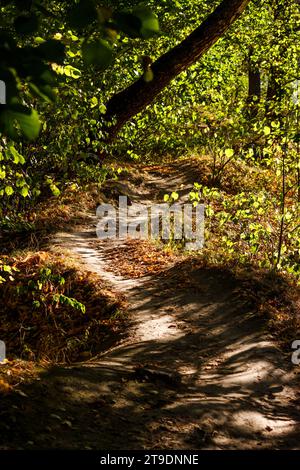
5 186 14 196
225 148 234 158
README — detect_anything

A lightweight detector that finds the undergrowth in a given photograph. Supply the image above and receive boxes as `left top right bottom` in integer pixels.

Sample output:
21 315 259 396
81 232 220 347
0 251 126 364
160 155 300 281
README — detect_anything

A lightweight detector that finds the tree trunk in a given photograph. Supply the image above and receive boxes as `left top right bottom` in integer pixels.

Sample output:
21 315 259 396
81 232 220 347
248 47 261 96
248 67 261 101
103 0 251 141
265 66 284 119
246 46 261 118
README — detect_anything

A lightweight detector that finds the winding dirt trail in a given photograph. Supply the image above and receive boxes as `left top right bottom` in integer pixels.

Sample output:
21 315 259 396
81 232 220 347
2 162 300 449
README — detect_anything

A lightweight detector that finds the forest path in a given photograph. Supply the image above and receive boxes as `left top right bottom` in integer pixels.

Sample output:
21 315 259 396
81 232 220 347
3 162 300 449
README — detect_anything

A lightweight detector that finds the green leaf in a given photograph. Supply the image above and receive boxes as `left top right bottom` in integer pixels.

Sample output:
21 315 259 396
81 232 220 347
16 177 26 188
5 185 14 196
32 188 41 197
133 7 160 39
263 126 271 136
20 186 29 197
114 7 159 38
50 184 60 196
34 36 45 45
9 145 25 164
113 12 142 38
82 39 112 70
143 68 154 82
225 148 234 158
2 265 12 273
99 104 107 114
90 96 98 108
29 83 57 103
0 105 41 140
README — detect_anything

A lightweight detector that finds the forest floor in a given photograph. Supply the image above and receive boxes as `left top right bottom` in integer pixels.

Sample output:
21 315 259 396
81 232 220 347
0 161 299 449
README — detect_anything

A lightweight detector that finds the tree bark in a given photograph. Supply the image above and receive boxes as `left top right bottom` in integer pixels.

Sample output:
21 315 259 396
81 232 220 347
248 67 261 101
103 0 251 140
248 46 261 99
265 67 285 121
246 46 261 117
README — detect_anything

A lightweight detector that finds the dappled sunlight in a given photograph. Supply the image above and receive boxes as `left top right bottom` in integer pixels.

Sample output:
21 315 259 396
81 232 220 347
2 249 298 449
134 315 185 342
1 0 300 454
230 410 297 437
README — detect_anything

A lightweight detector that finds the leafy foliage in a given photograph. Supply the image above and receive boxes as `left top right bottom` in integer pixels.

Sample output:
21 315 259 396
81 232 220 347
0 0 160 141
0 0 299 374
0 252 125 362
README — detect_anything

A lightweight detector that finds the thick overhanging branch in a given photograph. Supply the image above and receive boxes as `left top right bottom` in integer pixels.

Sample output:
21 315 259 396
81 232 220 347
103 0 251 141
